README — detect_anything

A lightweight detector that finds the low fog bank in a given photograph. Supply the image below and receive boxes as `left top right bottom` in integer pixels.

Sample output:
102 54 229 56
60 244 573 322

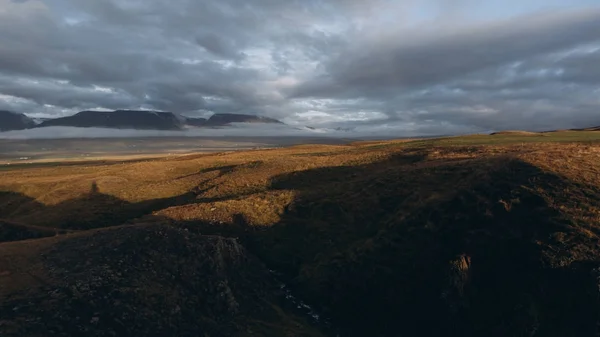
0 123 479 140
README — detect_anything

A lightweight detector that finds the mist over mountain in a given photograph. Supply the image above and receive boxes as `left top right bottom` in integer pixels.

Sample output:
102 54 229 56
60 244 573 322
0 110 35 131
0 109 597 140
184 117 208 127
29 110 284 131
203 113 283 126
38 110 185 130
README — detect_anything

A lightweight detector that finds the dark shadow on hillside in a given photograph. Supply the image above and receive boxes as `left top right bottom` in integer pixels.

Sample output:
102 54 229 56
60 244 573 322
0 182 198 231
0 191 44 219
0 219 72 243
175 164 239 181
0 223 326 337
0 162 267 235
159 151 600 336
180 162 266 203
242 155 600 337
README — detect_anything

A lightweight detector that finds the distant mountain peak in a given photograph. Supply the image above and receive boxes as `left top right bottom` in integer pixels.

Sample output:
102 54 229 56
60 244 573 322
6 110 285 131
0 110 35 131
204 113 282 126
37 110 184 130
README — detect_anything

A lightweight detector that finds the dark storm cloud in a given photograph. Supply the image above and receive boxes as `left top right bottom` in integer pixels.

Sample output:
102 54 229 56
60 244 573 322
0 76 136 110
290 9 600 98
0 0 599 134
0 0 294 114
195 34 246 61
286 7 600 132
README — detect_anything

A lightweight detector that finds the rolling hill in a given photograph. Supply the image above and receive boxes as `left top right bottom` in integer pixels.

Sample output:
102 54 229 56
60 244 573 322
1 132 600 336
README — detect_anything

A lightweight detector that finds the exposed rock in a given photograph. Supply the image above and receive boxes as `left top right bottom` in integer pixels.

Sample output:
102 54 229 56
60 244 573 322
441 254 471 313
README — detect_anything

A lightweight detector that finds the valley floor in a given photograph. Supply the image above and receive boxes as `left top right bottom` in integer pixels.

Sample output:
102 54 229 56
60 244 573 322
0 136 350 165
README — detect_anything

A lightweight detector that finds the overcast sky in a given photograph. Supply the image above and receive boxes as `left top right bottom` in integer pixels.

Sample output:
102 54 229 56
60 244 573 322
0 0 599 134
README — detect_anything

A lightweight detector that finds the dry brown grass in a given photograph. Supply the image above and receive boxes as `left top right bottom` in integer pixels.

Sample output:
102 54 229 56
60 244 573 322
7 139 595 230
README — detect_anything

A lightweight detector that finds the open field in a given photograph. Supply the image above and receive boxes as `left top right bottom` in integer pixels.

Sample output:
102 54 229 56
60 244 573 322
0 136 351 165
1 130 600 336
414 130 600 146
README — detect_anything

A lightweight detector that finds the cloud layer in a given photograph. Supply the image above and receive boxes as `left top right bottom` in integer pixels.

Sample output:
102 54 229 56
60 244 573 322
0 0 599 134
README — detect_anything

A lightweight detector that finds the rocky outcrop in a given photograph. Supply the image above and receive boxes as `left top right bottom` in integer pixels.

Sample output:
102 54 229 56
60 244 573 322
440 254 471 313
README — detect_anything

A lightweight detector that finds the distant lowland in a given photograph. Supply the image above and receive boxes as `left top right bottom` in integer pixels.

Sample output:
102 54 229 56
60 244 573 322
0 110 283 132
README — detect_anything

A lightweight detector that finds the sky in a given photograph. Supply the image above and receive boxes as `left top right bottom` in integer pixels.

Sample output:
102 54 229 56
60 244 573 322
0 0 599 136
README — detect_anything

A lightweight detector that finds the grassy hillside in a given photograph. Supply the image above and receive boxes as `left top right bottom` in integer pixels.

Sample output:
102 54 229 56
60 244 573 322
1 130 600 336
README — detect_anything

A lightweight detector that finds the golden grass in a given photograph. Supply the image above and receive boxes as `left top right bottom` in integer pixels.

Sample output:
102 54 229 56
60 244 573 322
490 130 541 135
1 132 600 230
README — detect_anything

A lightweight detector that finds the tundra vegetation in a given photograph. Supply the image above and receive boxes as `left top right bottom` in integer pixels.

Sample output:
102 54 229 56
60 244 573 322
1 130 600 336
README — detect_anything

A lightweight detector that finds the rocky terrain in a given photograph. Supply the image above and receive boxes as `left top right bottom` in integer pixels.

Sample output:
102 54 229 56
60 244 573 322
1 131 600 336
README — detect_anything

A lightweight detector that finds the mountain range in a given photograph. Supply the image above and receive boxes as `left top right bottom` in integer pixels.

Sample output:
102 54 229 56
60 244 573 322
0 110 36 131
0 110 283 131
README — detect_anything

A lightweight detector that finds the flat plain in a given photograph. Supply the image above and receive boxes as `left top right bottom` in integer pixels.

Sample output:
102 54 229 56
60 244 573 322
0 136 351 164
